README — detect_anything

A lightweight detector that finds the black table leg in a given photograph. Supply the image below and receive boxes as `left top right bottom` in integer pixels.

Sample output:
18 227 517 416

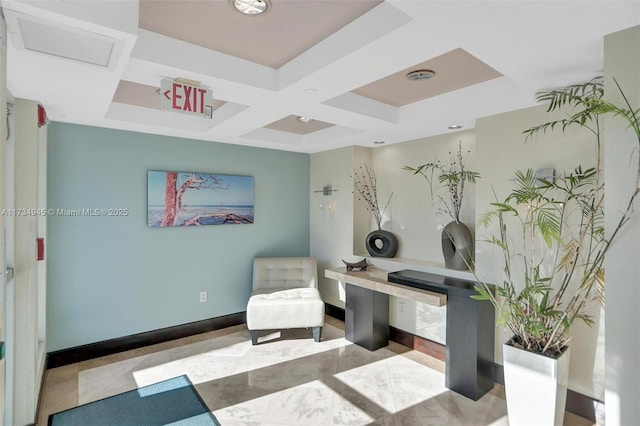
345 283 390 351
445 293 495 400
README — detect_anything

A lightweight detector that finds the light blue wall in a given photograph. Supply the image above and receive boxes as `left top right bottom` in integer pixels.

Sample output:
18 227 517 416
47 123 310 351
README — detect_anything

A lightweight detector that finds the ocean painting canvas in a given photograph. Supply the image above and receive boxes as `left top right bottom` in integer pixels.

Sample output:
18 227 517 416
148 171 254 227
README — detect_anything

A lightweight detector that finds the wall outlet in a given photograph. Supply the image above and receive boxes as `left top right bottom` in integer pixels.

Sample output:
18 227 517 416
199 291 207 303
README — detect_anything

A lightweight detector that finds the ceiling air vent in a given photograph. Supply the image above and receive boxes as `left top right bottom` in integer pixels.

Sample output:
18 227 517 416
12 15 121 69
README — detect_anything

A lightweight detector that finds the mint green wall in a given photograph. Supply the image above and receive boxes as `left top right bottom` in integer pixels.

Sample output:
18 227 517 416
47 123 310 351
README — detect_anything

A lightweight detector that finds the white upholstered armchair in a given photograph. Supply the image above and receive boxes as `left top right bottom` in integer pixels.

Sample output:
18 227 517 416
246 257 325 345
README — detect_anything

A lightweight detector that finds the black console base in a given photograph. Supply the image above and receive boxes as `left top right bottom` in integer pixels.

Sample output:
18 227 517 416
345 283 390 351
388 270 495 401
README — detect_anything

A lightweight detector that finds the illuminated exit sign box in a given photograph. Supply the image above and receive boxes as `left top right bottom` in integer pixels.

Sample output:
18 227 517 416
160 78 214 118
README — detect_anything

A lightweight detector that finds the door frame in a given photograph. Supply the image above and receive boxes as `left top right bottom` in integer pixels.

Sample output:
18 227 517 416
0 4 9 424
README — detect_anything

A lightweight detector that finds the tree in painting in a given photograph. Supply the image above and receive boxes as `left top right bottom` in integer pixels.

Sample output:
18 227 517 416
160 172 230 227
148 171 254 227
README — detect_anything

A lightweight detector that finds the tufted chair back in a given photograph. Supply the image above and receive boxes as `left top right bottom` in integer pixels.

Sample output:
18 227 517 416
252 257 318 290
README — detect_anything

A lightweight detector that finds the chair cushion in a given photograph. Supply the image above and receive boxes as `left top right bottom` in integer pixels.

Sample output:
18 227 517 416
246 287 325 330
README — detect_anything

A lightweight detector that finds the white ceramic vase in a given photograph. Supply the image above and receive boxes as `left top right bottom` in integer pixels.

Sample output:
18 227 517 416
503 341 570 426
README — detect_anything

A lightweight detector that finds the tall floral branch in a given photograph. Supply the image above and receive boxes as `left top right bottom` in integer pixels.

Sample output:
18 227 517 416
404 141 480 223
353 163 393 230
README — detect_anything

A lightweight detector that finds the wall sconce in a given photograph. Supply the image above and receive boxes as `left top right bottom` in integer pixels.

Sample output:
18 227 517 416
314 185 338 196
535 168 556 182
316 185 337 221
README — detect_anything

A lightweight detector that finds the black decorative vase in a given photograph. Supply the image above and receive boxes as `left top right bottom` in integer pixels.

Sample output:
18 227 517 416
442 221 474 270
365 229 399 258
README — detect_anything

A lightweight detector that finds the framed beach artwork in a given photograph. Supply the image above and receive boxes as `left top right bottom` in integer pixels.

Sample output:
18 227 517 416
148 170 254 227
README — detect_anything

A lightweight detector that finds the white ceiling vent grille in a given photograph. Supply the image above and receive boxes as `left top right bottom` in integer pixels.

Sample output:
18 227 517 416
14 15 119 69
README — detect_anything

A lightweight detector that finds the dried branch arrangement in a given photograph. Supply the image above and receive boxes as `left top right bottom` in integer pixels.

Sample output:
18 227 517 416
353 163 393 230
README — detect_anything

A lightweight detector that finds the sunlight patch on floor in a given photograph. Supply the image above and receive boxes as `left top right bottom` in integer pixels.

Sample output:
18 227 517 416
131 327 351 388
74 323 514 425
334 358 398 413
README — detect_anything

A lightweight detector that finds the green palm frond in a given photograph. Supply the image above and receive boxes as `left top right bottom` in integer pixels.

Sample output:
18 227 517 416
476 211 497 228
524 77 605 141
593 268 605 306
490 202 519 215
536 207 562 247
470 76 640 357
482 235 509 251
534 77 604 110
508 169 541 204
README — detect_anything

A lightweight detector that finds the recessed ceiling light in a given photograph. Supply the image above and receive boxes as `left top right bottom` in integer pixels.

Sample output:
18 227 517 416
373 141 385 145
406 69 436 81
297 116 313 123
230 0 270 15
448 124 463 130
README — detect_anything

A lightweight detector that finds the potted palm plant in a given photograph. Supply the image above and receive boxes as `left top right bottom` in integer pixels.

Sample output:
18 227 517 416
472 77 640 425
404 142 480 270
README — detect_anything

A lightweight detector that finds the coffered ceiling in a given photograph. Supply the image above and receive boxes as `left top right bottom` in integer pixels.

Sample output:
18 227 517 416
3 1 639 153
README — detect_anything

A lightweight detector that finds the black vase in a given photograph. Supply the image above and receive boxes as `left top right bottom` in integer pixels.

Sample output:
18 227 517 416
442 221 474 270
365 229 399 258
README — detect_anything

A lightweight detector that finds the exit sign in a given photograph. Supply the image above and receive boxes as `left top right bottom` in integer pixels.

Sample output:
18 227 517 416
160 78 214 118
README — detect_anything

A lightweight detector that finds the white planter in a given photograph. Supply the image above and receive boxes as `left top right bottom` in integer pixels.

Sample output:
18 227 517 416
503 342 570 426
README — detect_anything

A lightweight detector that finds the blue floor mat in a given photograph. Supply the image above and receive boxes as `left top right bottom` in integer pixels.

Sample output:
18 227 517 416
49 375 220 426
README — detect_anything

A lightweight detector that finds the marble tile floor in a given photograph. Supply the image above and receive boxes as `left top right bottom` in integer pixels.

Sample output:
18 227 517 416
38 316 595 425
